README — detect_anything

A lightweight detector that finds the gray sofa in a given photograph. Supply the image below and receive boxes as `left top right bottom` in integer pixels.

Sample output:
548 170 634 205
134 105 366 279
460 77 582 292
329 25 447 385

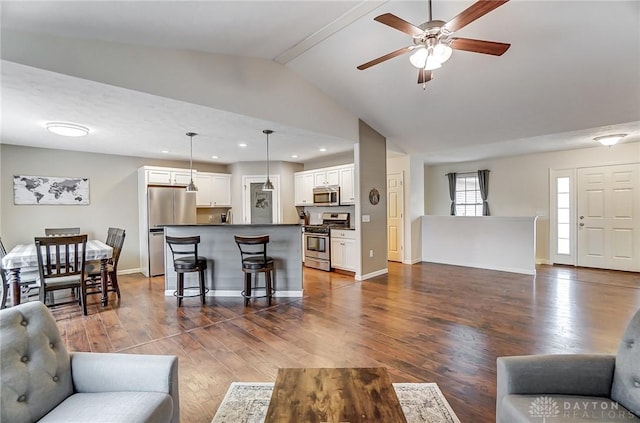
0 302 179 423
496 308 640 422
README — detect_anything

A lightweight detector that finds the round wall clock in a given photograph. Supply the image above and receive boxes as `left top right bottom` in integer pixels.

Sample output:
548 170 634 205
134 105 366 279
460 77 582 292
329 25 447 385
368 188 380 205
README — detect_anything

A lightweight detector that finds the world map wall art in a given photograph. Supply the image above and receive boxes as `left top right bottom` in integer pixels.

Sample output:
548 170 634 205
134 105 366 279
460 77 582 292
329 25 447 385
13 175 90 205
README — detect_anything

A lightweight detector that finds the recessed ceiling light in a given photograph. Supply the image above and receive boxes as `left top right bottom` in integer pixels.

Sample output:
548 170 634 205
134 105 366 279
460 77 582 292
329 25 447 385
211 155 219 159
161 150 169 154
238 143 247 147
319 148 327 152
291 154 298 158
46 122 89 137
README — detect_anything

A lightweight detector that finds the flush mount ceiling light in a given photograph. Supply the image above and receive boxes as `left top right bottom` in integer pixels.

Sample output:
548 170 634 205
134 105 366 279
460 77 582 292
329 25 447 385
263 129 275 191
594 134 626 147
185 132 198 193
46 122 89 137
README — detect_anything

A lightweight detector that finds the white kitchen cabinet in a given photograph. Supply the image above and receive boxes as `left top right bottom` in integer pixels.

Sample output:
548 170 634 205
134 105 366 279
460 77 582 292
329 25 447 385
195 172 231 207
147 169 172 184
172 171 194 185
211 174 232 206
294 172 314 206
195 174 214 206
146 168 194 185
339 165 355 205
314 168 339 187
330 229 356 272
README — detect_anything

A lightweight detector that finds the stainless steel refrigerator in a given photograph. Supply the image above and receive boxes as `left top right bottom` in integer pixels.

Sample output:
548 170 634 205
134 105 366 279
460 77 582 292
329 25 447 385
148 186 197 276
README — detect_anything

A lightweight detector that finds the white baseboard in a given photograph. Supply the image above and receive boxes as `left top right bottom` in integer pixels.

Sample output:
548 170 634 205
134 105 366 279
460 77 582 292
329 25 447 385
163 289 303 298
403 258 422 265
117 268 141 275
421 258 536 275
536 258 552 265
356 268 388 281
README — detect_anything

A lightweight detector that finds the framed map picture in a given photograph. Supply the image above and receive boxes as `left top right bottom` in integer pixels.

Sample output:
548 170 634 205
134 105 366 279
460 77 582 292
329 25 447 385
13 175 90 205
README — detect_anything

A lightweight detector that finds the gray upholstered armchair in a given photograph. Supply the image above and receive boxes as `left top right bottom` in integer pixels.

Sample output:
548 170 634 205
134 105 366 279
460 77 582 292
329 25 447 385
0 302 179 423
496 308 640 422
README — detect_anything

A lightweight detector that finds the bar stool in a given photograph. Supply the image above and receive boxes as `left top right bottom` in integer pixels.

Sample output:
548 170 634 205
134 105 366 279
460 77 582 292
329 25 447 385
234 235 274 306
165 236 209 306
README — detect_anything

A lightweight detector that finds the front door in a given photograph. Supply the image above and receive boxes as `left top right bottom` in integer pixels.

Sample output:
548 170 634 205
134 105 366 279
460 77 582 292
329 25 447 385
577 164 639 271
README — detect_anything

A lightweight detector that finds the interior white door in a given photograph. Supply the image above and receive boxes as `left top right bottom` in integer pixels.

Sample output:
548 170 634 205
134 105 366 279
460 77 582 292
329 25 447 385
577 164 639 271
242 175 280 224
387 172 404 262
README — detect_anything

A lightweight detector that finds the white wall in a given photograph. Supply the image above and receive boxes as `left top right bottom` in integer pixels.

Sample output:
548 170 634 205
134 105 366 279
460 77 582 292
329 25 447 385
425 142 640 262
422 216 538 275
1 144 227 271
304 151 354 170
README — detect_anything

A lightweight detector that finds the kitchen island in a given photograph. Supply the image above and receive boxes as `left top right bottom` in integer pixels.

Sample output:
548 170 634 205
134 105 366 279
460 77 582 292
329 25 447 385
163 224 303 298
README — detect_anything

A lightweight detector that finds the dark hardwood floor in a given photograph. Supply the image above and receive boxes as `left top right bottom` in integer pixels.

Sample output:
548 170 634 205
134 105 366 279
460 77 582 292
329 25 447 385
46 262 640 423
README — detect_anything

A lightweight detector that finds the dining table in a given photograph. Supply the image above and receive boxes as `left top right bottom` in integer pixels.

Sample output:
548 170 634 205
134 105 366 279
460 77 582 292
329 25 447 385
1 239 113 307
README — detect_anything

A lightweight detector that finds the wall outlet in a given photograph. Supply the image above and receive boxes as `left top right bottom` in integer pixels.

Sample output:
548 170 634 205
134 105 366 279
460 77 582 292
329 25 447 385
369 250 374 258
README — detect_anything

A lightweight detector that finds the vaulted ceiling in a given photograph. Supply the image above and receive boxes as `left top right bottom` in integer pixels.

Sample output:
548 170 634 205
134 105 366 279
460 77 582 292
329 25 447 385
2 1 639 165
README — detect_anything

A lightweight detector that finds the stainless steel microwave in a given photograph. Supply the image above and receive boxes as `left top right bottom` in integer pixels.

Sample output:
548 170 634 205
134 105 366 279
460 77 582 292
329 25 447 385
313 186 340 206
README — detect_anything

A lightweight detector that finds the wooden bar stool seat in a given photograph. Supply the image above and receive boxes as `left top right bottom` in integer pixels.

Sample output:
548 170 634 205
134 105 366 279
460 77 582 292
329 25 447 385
234 235 274 306
166 235 209 306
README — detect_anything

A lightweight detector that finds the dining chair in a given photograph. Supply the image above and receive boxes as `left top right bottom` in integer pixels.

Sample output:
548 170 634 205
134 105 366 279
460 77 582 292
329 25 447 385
0 237 40 309
34 234 88 315
44 227 81 236
84 227 125 303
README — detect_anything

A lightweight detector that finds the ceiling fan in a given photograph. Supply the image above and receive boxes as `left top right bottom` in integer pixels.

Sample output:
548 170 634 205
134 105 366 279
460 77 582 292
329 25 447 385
357 0 511 87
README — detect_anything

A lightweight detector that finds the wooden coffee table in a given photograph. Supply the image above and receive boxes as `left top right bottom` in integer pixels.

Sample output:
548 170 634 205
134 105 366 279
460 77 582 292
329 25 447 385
265 367 407 423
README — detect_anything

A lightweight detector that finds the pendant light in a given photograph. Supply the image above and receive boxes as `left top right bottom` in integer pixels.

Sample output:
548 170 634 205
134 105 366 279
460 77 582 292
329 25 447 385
185 132 198 193
262 129 275 191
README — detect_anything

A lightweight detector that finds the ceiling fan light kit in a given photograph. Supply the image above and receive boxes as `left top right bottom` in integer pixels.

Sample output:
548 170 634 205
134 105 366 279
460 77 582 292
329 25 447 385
358 0 511 87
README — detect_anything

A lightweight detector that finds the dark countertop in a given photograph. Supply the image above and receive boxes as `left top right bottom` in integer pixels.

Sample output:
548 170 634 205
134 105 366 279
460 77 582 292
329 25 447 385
162 223 302 227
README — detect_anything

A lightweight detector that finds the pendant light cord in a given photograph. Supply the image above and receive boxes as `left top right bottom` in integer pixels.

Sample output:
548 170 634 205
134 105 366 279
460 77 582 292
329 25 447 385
190 134 194 180
266 132 270 179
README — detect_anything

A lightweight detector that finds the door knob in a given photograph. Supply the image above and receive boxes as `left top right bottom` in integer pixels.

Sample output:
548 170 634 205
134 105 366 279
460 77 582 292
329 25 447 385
579 223 585 227
579 216 584 219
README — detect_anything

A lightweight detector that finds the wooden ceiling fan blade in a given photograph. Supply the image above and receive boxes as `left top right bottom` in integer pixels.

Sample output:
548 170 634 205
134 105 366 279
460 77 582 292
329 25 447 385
357 46 412 70
417 69 433 84
444 0 509 33
374 13 423 36
450 38 510 56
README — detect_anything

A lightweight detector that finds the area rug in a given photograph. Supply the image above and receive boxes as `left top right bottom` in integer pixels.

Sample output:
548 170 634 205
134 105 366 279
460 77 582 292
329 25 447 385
211 382 460 423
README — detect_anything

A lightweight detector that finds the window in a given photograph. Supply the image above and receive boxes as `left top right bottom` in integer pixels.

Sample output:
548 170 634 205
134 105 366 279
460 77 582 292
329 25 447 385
556 176 571 255
455 173 482 216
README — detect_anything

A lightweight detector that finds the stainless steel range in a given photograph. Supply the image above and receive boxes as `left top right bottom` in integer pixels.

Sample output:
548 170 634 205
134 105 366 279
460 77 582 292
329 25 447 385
304 212 350 271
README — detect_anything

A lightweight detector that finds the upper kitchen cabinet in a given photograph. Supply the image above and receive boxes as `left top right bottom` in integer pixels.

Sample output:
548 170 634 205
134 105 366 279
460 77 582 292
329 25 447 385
146 167 194 185
294 164 355 206
314 168 339 187
195 172 231 207
294 172 314 206
339 165 355 205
